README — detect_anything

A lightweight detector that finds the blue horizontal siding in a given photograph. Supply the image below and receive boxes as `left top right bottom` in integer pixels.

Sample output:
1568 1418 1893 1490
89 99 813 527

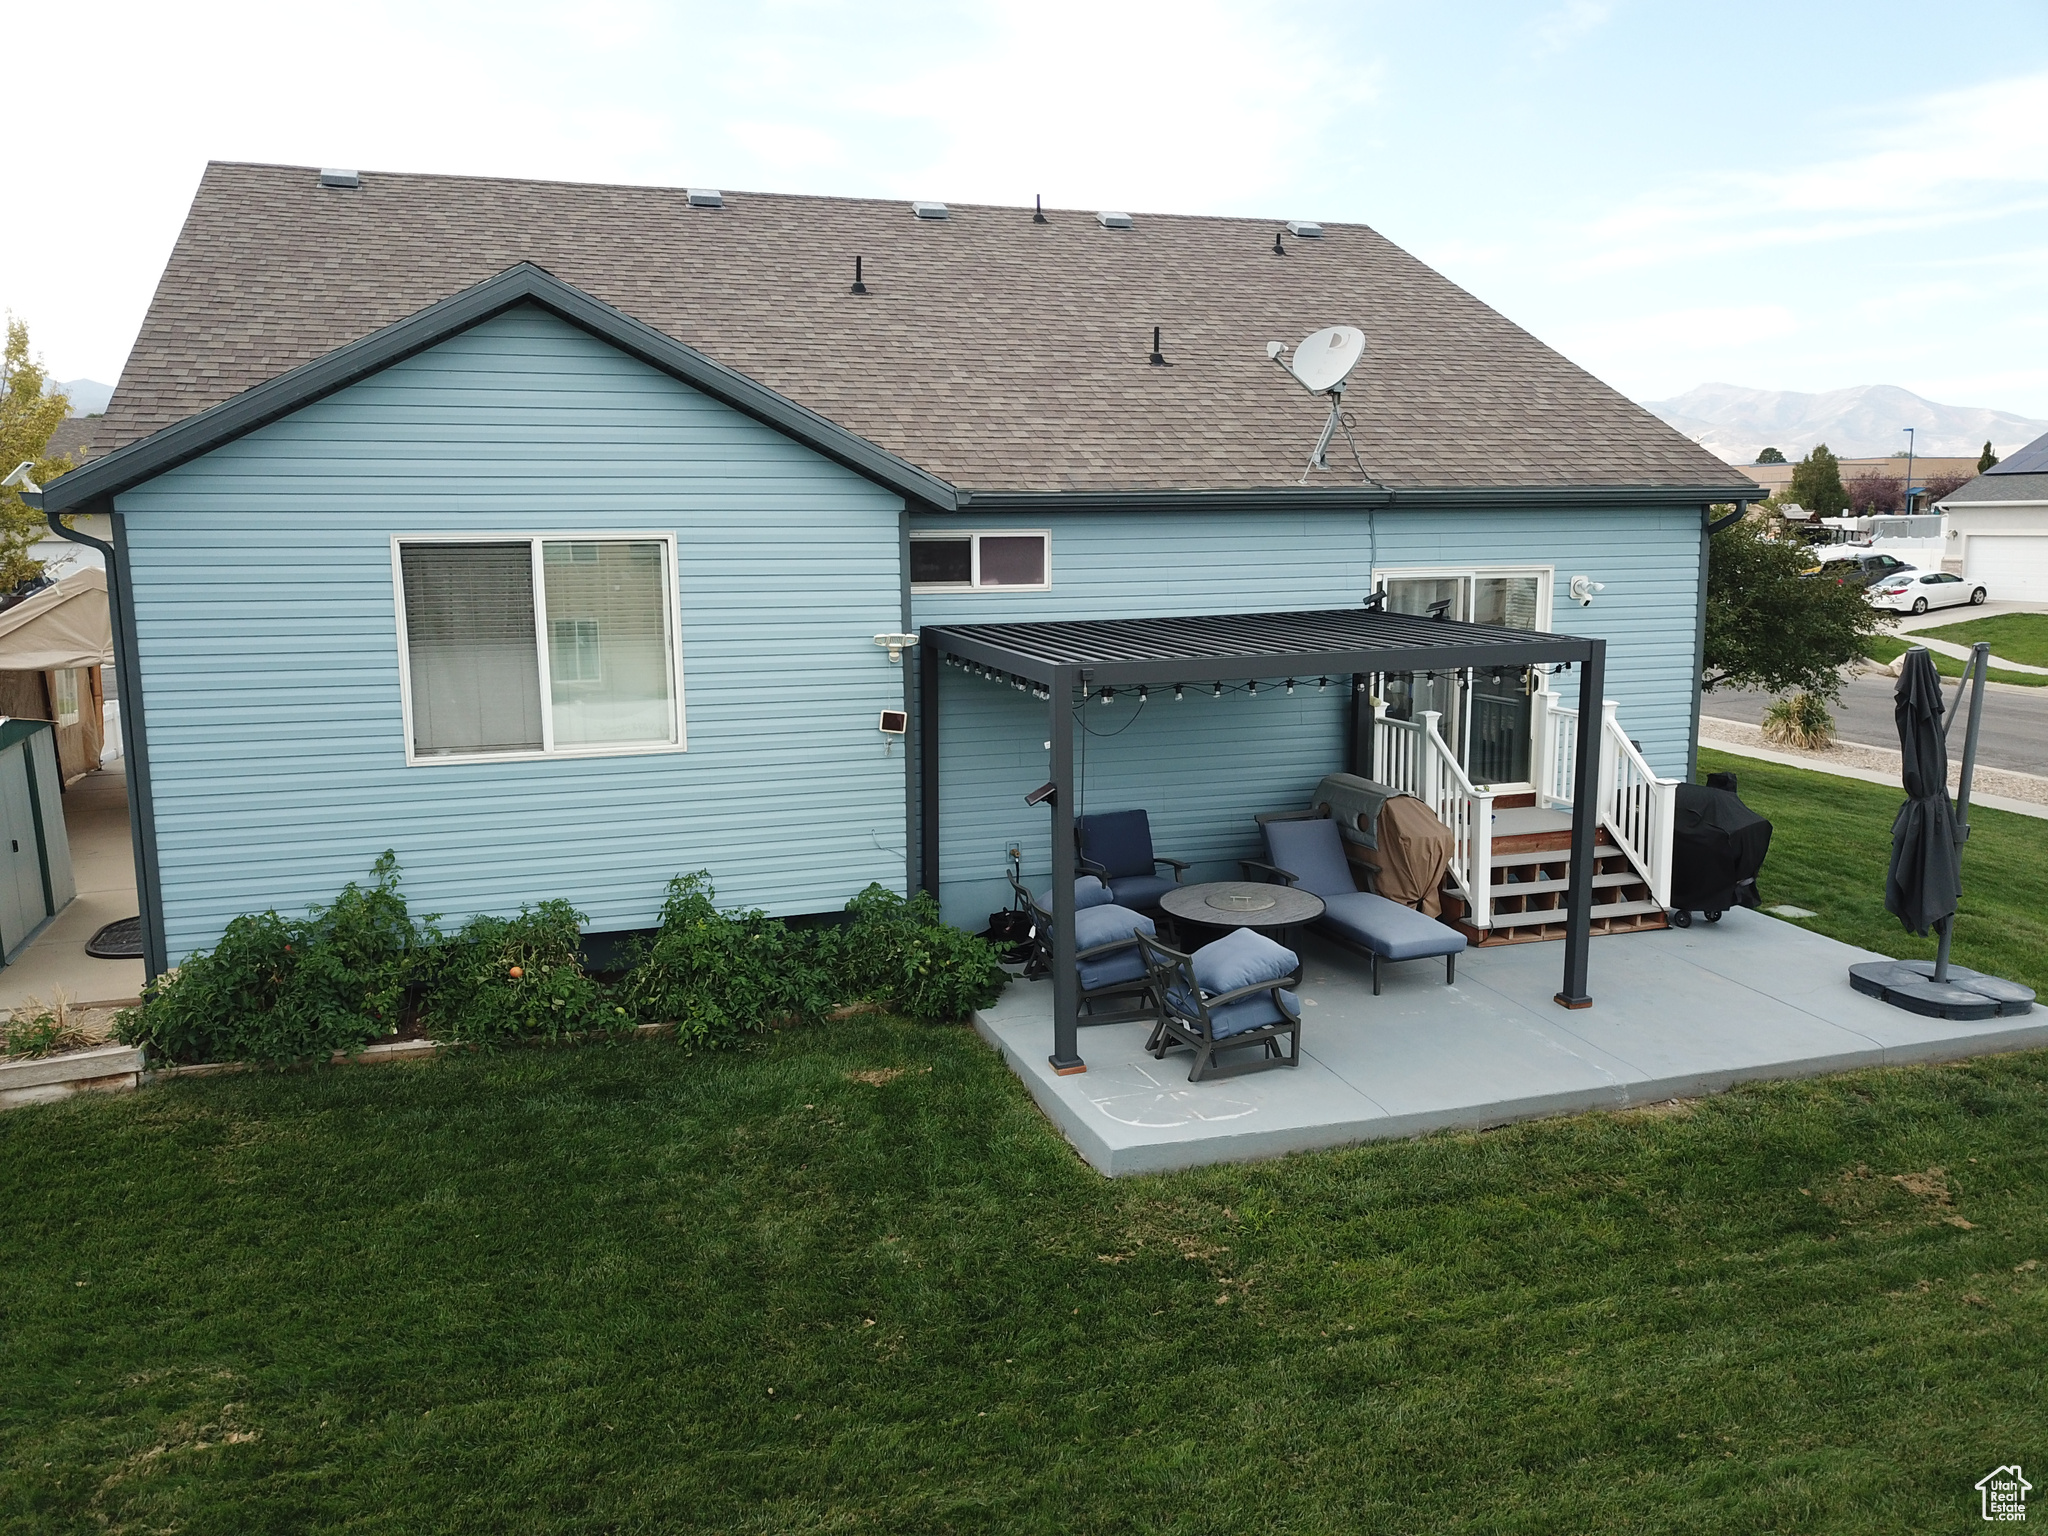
118 306 908 960
913 506 1703 925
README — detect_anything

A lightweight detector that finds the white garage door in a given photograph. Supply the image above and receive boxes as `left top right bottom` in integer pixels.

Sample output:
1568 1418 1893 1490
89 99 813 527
1965 536 2048 602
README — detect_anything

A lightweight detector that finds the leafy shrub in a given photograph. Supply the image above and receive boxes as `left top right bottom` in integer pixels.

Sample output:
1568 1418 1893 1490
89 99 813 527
417 900 619 1045
1762 692 1835 750
837 884 1008 1026
116 852 424 1066
619 874 839 1046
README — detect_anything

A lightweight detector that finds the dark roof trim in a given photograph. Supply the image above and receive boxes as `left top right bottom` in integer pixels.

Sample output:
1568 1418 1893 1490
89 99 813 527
946 483 1762 515
40 262 962 514
925 605 1594 688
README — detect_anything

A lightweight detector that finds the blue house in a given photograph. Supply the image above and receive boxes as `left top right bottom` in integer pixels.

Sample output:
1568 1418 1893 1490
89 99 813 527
37 163 1759 1009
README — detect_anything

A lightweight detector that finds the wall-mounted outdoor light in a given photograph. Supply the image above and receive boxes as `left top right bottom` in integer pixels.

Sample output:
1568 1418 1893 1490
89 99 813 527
874 632 920 664
1568 575 1605 607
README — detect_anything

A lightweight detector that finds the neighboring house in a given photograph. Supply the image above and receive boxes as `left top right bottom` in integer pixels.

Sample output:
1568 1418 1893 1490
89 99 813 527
37 162 1758 976
1936 430 2048 600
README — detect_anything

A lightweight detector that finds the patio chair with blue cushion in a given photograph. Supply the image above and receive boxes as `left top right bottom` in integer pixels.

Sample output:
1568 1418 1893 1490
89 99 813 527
1075 809 1189 914
1008 869 1159 1025
1245 813 1465 995
1137 927 1302 1082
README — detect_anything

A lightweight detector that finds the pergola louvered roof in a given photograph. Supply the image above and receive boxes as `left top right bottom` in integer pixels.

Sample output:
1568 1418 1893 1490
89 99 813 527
927 606 1594 686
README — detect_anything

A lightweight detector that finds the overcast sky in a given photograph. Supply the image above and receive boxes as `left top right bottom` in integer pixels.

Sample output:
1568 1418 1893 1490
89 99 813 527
7 0 2047 415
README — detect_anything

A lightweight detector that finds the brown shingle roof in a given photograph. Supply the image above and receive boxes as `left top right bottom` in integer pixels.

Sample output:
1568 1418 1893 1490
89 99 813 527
99 161 1749 497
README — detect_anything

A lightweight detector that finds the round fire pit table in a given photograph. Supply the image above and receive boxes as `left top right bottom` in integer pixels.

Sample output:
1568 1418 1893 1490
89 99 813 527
1160 881 1325 945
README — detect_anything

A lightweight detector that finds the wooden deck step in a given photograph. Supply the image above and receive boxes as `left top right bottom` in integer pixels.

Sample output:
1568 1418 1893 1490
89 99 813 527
1484 897 1666 930
1491 870 1641 898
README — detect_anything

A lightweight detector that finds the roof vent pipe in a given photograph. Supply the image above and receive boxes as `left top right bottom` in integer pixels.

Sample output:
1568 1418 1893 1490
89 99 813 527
1273 232 1286 256
851 256 868 295
1033 193 1047 224
1150 326 1166 366
318 169 360 189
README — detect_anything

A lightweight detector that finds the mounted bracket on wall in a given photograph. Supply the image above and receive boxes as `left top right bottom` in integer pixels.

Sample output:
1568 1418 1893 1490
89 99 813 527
874 632 920 664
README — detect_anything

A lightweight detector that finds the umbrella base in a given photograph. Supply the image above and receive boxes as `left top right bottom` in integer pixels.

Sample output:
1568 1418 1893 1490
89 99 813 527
1849 960 2036 1020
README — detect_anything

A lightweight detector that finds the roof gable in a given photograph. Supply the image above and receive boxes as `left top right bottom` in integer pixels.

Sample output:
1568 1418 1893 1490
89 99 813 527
44 263 952 514
86 162 1754 502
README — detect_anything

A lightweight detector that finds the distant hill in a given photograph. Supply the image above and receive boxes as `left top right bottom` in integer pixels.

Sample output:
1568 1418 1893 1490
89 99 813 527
51 378 114 416
1641 383 2048 465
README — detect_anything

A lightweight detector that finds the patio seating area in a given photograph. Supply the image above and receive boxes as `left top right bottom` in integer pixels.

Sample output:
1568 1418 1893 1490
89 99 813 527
973 908 2048 1176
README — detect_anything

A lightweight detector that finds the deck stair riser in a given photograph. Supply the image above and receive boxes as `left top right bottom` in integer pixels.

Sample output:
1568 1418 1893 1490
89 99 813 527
1457 804 1667 946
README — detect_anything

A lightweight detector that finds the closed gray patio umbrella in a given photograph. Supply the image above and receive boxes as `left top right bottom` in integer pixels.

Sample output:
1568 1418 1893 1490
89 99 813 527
1882 649 1959 937
1849 644 2034 1019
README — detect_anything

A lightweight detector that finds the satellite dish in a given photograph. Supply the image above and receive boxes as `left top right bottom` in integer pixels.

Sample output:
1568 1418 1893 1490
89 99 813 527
1288 325 1366 394
1265 326 1374 484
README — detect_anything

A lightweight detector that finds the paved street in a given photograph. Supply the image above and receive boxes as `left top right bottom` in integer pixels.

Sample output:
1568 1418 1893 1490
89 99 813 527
1701 672 2048 778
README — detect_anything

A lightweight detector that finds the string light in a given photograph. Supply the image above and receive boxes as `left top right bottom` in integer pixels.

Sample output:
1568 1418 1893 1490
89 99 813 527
1213 682 1223 699
1173 685 1184 702
1317 676 1328 692
1099 686 1115 706
1137 686 1149 704
1284 678 1296 695
1248 680 1258 696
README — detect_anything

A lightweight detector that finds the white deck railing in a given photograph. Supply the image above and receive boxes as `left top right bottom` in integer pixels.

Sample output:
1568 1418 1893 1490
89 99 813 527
1371 709 1494 930
1533 692 1677 909
1373 691 1677 929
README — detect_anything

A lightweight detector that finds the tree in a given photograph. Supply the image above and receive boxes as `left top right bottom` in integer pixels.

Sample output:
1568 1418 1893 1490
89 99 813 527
1787 442 1847 518
1703 513 1890 700
1978 440 2000 474
1754 446 1787 464
0 317 78 590
1844 472 1902 514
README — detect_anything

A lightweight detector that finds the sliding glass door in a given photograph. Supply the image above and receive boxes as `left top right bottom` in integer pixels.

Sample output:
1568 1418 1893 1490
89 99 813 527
1376 571 1547 789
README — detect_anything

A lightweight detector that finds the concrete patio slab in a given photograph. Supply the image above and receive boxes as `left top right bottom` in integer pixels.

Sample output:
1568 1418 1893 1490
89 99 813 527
972 909 2048 1176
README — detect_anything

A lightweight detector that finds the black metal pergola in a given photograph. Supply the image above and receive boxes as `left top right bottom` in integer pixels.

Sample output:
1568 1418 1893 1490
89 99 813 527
919 607 1610 1074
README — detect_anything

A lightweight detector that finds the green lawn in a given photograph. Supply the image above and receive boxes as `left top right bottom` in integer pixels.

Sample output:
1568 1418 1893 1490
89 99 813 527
1700 747 2048 996
6 1023 2048 1533
4 757 2046 1532
1920 612 2048 669
1864 634 2045 687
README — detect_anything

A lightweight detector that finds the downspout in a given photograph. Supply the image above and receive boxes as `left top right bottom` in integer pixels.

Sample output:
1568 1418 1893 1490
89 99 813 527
41 497 169 979
1690 499 1749 782
900 499 917 898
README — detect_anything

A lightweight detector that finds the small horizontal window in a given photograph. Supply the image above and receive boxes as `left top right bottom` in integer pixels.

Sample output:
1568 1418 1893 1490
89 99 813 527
910 531 1050 591
396 536 683 762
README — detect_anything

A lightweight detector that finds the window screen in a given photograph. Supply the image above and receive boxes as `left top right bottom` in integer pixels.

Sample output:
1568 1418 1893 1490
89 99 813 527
542 540 673 747
977 536 1046 586
401 543 544 756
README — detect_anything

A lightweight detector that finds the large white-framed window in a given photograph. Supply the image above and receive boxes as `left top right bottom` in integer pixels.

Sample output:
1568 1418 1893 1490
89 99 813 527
392 533 685 765
909 530 1051 592
1368 565 1554 790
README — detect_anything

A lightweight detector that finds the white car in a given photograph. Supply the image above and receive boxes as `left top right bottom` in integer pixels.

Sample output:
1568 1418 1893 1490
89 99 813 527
1867 567 1988 614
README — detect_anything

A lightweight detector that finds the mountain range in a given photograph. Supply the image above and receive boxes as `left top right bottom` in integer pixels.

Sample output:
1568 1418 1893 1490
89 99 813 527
52 378 114 416
1640 383 2047 465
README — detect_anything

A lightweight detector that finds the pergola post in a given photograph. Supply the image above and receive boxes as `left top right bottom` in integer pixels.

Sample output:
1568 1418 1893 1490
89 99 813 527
1048 665 1083 1073
1556 639 1605 1009
917 629 940 898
